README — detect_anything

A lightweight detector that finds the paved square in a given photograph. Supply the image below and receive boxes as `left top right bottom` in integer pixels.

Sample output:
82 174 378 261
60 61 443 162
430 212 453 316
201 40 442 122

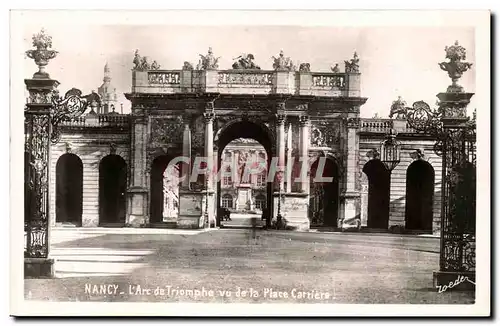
25 229 475 304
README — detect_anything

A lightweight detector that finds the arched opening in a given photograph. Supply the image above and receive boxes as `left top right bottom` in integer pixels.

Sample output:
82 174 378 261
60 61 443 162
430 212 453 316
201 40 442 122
308 156 340 227
216 120 274 228
150 155 181 224
363 159 390 229
56 153 83 225
99 154 127 225
405 160 435 232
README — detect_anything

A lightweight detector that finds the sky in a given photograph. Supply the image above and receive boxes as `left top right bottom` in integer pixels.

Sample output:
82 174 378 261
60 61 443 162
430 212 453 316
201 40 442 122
19 24 476 118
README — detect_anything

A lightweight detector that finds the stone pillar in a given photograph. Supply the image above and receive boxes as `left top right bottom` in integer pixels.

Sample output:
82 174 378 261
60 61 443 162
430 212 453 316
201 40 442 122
203 111 216 226
276 113 286 190
285 123 293 192
299 116 310 193
181 119 191 189
204 112 215 191
127 109 149 227
340 117 361 227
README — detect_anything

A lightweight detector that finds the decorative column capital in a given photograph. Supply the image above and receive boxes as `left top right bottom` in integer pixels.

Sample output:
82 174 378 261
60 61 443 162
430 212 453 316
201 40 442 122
346 117 360 129
298 115 310 127
275 113 286 125
203 111 216 123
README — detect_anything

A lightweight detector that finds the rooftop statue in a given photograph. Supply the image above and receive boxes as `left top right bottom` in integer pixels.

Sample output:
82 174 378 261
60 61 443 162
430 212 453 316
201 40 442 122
438 40 473 93
272 50 295 71
232 53 261 70
150 60 161 70
299 63 311 72
199 47 220 70
331 63 340 73
133 49 161 71
182 61 194 70
344 52 360 73
389 96 408 119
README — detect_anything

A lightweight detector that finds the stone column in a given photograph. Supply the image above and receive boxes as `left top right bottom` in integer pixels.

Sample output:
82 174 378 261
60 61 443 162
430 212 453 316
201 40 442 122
276 113 286 190
285 122 293 192
299 116 310 193
203 110 215 226
181 118 191 189
204 111 215 191
340 116 361 227
127 108 149 227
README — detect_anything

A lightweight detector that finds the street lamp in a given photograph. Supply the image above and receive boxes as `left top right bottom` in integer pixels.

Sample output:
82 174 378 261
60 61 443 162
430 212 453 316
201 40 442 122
380 128 401 173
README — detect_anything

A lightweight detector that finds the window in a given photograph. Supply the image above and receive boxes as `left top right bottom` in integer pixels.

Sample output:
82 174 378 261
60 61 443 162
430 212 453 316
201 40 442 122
222 194 233 209
223 166 232 186
255 195 266 210
256 172 266 187
224 151 232 162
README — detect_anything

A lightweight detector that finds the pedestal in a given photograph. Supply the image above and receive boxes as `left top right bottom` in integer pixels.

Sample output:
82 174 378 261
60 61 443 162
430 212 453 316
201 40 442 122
272 192 310 231
126 187 148 227
340 192 361 227
177 190 215 228
25 258 55 278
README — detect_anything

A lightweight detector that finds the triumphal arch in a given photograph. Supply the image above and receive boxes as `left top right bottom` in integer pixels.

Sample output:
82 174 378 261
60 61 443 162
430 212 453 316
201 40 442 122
123 48 367 231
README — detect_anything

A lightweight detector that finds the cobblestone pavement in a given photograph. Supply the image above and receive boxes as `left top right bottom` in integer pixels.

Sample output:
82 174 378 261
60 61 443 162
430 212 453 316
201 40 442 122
24 229 475 304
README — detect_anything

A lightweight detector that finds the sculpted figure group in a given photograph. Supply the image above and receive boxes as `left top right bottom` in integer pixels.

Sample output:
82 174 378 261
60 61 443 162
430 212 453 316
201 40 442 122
132 48 361 73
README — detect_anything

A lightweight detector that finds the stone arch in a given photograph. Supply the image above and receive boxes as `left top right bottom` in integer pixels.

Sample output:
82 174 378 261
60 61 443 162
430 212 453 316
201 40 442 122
55 153 83 225
150 154 181 224
308 154 340 227
362 159 390 229
99 154 127 225
214 118 275 227
405 159 435 232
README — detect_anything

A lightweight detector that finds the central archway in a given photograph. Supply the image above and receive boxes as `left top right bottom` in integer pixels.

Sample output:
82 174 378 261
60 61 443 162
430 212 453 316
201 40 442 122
215 119 274 228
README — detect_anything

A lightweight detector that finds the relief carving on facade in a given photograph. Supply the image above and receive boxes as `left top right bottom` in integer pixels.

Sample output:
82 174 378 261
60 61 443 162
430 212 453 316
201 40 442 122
346 117 360 129
190 115 205 149
366 148 381 160
149 116 184 149
64 142 72 153
109 142 117 155
410 148 426 161
310 120 341 148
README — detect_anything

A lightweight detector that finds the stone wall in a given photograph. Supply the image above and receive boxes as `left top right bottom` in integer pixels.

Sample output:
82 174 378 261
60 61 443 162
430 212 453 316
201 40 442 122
48 131 130 227
358 136 443 234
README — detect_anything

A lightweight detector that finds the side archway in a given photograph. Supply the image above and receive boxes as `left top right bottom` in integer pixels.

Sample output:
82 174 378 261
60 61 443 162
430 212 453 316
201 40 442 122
56 153 83 225
405 160 435 231
309 156 340 227
363 159 390 229
150 155 181 224
99 154 127 225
